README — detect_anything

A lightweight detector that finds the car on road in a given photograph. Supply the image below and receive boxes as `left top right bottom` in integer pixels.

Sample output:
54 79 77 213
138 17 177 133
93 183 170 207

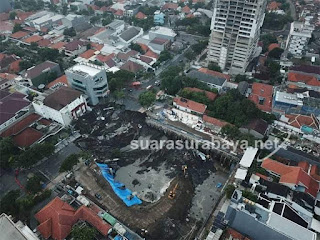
95 193 102 200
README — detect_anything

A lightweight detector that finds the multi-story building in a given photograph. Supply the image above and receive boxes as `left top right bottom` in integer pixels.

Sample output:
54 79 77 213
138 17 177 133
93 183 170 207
66 63 109 105
286 21 314 58
207 0 267 74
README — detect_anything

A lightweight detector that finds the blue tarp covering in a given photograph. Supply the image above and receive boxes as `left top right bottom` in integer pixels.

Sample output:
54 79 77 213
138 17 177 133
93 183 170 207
96 163 142 207
114 235 123 240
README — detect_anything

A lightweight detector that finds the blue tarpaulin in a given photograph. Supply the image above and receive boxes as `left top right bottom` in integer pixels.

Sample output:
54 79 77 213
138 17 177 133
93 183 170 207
96 163 142 207
114 235 123 240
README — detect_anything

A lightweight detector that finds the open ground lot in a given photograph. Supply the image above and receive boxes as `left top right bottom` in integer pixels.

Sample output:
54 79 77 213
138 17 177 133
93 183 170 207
73 104 229 239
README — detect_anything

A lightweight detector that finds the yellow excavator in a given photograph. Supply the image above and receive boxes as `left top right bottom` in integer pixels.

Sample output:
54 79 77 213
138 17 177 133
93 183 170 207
168 183 179 199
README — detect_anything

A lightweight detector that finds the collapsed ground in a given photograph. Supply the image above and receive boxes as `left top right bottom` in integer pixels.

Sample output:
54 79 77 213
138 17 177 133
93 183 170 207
74 104 228 239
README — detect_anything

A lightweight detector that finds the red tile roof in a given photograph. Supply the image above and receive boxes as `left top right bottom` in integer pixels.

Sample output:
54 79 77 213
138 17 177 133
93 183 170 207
13 127 43 147
248 82 273 113
140 55 154 64
114 9 124 16
145 49 159 59
298 161 309 172
96 53 115 63
1 113 41 137
135 12 147 19
198 68 231 81
268 43 280 52
37 39 52 47
10 31 28 39
46 75 69 89
35 197 111 240
262 158 319 198
162 3 179 10
173 97 207 114
150 37 169 45
311 165 320 181
267 1 282 10
283 114 319 129
203 115 229 127
120 60 144 73
227 228 251 240
79 49 96 59
184 87 217 101
138 43 149 53
288 72 320 87
186 13 194 18
182 5 191 13
8 59 21 73
90 42 104 51
24 35 43 43
49 42 66 50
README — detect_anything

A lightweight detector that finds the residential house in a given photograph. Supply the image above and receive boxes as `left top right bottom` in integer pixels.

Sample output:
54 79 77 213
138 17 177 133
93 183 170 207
149 26 177 42
173 97 207 115
119 26 143 44
261 158 319 198
154 10 165 25
248 83 273 113
240 118 269 139
33 87 87 126
287 71 320 92
149 38 170 52
35 197 111 240
186 68 228 92
135 12 147 20
23 60 62 87
64 40 87 57
124 4 140 17
0 91 30 131
120 60 144 74
203 115 229 133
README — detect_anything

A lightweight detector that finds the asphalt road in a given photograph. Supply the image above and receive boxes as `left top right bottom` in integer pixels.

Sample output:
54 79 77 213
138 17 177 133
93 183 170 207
0 142 81 198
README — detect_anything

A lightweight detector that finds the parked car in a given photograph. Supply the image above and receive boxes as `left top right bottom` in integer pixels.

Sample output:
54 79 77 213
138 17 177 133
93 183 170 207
95 193 102 200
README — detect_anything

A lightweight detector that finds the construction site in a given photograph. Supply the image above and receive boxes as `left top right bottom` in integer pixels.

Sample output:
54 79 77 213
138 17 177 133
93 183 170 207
73 104 230 239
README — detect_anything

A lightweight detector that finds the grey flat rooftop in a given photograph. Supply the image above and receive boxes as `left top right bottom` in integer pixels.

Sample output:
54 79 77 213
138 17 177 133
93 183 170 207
187 70 226 87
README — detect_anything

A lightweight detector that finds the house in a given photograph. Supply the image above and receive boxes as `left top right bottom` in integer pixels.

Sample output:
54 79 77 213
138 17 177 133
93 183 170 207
287 71 320 92
154 10 165 25
135 11 147 20
0 53 19 72
186 69 228 92
149 26 176 42
23 35 43 45
248 83 273 113
203 115 229 133
64 40 87 57
277 113 319 134
261 158 319 198
0 91 30 132
0 213 39 240
62 14 88 31
120 60 144 73
124 4 140 17
173 97 207 115
35 197 111 240
33 87 87 126
149 37 170 52
162 3 178 12
183 87 217 101
10 31 29 41
46 75 69 89
240 118 269 139
23 61 62 87
119 26 143 44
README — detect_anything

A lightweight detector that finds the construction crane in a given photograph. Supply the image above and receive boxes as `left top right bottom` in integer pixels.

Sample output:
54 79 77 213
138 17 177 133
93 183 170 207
168 183 179 199
182 165 188 178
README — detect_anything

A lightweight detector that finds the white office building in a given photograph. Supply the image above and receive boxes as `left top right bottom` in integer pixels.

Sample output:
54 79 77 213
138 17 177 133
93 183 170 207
207 0 267 74
66 63 109 105
286 21 314 58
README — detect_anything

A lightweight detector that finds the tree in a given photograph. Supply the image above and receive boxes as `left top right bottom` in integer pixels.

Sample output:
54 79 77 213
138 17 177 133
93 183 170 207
25 175 43 194
0 137 19 169
130 43 143 53
268 47 284 59
108 70 135 92
71 226 97 240
61 4 68 15
9 11 16 20
139 91 156 107
30 42 38 50
63 27 76 37
191 40 208 55
12 23 23 33
59 154 79 172
235 74 248 83
260 34 278 53
19 60 33 70
208 62 222 72
225 185 235 199
90 15 101 24
158 50 172 62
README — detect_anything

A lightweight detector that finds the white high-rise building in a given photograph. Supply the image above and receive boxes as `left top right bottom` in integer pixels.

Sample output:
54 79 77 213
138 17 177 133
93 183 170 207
207 0 267 74
286 21 314 58
66 63 109 105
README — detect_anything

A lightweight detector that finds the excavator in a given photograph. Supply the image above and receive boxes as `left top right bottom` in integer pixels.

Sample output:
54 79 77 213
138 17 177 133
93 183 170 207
168 183 179 199
182 165 188 178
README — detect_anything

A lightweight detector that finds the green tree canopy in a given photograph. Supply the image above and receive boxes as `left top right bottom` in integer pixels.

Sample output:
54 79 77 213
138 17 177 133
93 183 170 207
59 154 79 172
139 90 156 107
13 23 23 33
71 226 97 240
208 62 222 72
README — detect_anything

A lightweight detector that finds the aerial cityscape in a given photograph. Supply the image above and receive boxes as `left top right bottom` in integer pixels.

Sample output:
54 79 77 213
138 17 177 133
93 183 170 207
0 0 319 239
